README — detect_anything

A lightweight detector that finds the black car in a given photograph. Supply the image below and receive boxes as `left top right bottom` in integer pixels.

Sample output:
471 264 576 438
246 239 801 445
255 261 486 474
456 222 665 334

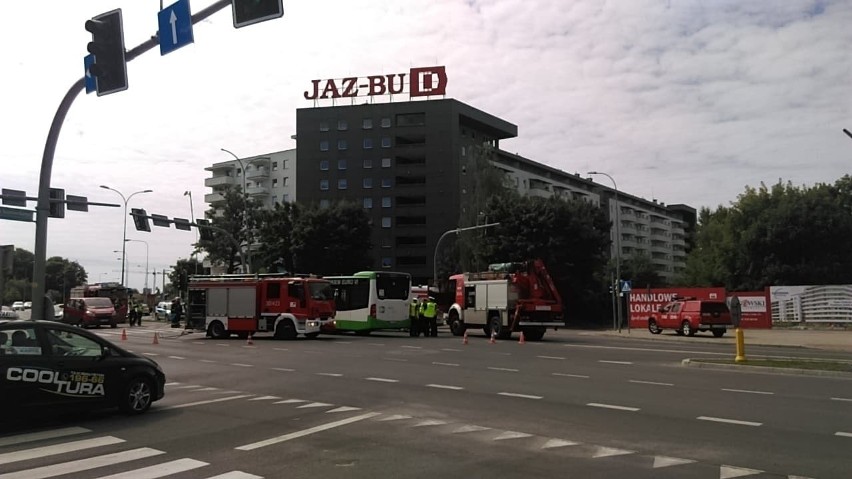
0 320 165 415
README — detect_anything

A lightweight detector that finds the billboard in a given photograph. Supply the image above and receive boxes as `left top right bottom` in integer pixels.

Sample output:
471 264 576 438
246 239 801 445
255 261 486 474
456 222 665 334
769 285 852 323
731 291 771 328
628 287 726 328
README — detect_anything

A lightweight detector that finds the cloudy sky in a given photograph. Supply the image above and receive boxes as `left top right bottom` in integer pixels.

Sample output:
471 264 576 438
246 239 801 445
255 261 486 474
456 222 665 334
2 0 850 291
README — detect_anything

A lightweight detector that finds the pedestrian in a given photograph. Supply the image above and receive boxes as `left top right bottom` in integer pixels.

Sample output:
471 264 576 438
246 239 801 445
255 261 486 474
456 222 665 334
423 296 439 337
171 297 183 328
408 298 420 337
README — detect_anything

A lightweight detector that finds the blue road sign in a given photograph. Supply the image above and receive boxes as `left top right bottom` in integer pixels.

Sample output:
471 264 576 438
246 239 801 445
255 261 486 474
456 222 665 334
84 54 96 94
620 279 632 293
158 0 194 56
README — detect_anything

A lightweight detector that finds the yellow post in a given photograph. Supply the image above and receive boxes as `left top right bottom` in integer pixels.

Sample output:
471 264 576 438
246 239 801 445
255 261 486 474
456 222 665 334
735 327 746 363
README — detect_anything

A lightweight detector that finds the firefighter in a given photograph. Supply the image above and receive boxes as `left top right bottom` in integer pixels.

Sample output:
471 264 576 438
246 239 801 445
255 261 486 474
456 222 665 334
408 298 420 337
422 296 439 337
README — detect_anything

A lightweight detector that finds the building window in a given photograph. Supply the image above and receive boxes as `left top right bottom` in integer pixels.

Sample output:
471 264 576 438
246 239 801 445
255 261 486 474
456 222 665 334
396 112 426 126
236 168 242 176
320 140 329 151
381 137 392 148
381 157 392 168
382 197 391 208
381 257 392 268
381 238 392 248
283 194 289 202
272 195 277 203
320 179 329 190
272 178 278 188
320 199 330 209
338 159 347 170
381 117 391 128
272 161 278 171
338 179 348 190
363 138 373 149
363 158 373 169
320 121 329 132
461 146 466 157
320 160 329 171
363 118 373 129
363 178 373 189
282 177 289 186
363 197 373 209
338 139 348 150
381 217 391 228
282 159 288 169
338 120 348 131
381 178 392 188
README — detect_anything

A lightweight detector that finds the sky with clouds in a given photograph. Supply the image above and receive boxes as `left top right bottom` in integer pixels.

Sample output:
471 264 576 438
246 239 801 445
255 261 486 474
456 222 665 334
2 0 850 292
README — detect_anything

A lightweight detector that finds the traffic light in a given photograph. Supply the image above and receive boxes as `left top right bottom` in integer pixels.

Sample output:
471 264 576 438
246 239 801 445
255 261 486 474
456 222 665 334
48 188 65 219
232 0 284 28
85 9 128 96
131 208 151 232
196 219 214 241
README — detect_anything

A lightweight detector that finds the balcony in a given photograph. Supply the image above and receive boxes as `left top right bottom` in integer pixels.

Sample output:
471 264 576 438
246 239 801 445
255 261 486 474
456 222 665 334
528 188 553 199
246 186 269 196
205 176 235 188
248 156 271 166
246 167 269 180
204 192 225 203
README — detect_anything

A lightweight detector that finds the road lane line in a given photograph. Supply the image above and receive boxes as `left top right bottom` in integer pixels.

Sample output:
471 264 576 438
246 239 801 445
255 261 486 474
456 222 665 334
0 427 91 448
165 382 180 386
831 397 852 402
365 377 399 383
249 396 282 401
488 367 519 372
383 358 408 362
552 373 589 379
231 363 253 367
697 416 762 427
205 472 263 479
316 373 343 377
587 403 639 412
273 348 288 351
216 344 229 347
630 380 673 387
167 356 185 360
836 431 852 437
652 456 695 468
200 359 217 363
401 345 422 349
0 448 164 479
143 353 159 357
274 399 307 404
541 438 579 449
498 392 542 400
719 465 763 478
367 343 385 346
721 388 774 395
194 387 219 392
599 360 633 365
172 385 203 390
235 413 381 451
426 384 464 390
537 355 565 360
442 348 462 352
0 436 125 465
93 458 208 478
493 431 532 440
297 402 333 409
161 394 253 410
432 362 459 367
271 367 295 372
593 446 634 458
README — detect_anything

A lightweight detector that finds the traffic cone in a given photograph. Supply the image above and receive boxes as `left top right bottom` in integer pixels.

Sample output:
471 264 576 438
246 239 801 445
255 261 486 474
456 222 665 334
489 331 497 344
246 334 254 346
519 331 526 344
152 332 159 345
463 330 469 345
121 328 127 341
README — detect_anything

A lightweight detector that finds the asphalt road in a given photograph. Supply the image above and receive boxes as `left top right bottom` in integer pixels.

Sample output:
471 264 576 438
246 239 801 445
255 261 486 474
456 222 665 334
2 324 850 479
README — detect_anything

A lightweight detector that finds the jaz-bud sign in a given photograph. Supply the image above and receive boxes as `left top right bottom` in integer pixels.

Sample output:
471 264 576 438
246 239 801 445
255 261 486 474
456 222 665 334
304 66 448 101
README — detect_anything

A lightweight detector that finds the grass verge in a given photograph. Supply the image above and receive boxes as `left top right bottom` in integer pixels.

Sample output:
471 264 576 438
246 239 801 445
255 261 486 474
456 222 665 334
697 358 852 372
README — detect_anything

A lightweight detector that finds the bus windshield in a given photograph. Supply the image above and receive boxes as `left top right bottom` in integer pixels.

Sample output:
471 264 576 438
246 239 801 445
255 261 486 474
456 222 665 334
309 282 335 301
329 278 370 311
375 273 411 300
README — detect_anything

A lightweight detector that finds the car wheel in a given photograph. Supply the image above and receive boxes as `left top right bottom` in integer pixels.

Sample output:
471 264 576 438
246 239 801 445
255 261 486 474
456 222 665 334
681 320 695 337
522 327 545 341
120 377 153 415
712 329 726 338
207 320 228 339
648 319 662 335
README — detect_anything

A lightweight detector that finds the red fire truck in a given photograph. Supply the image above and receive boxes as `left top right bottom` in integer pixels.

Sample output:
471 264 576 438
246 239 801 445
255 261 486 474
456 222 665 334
445 259 564 341
69 282 129 323
188 274 336 340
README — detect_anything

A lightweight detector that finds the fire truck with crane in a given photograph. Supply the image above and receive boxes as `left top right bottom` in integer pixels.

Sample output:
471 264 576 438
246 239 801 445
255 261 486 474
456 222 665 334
445 259 564 341
187 274 336 340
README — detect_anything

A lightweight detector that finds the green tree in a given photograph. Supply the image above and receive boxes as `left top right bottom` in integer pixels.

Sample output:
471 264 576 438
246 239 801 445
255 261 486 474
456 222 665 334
195 184 262 274
168 257 204 298
290 201 372 275
44 257 87 302
622 251 665 289
1 248 87 304
254 202 298 273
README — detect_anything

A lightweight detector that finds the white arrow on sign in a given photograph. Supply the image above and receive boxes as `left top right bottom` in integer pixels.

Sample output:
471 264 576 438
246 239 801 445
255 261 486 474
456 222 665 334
169 10 178 44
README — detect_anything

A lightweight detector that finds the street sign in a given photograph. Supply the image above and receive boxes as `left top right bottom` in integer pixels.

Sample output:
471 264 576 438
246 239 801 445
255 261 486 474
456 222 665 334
0 206 34 223
66 195 89 212
1 189 27 207
173 218 192 231
620 279 632 293
151 214 171 228
84 54 96 94
159 0 195 56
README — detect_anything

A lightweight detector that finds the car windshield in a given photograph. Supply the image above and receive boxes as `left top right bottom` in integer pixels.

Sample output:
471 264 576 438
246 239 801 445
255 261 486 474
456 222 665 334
85 298 113 308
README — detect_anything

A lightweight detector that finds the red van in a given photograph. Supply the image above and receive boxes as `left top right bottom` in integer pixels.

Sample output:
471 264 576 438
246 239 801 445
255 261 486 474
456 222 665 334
647 298 732 337
62 297 118 328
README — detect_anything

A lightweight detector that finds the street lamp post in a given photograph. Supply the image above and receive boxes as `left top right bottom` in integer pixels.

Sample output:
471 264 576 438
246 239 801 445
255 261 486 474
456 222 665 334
100 186 152 287
588 171 622 331
433 223 501 289
184 190 200 275
125 239 149 292
220 148 252 273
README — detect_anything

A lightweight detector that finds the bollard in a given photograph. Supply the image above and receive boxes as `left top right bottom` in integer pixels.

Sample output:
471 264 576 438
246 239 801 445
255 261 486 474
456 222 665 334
735 327 746 363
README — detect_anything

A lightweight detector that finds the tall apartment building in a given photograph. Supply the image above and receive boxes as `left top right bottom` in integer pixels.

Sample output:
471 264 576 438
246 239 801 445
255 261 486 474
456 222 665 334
204 149 297 208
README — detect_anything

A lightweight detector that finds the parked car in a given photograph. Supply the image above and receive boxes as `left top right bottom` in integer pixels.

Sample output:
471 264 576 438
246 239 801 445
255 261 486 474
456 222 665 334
0 306 18 319
62 297 118 328
0 319 165 415
11 302 24 311
647 297 732 337
23 301 32 310
154 301 171 321
53 304 64 321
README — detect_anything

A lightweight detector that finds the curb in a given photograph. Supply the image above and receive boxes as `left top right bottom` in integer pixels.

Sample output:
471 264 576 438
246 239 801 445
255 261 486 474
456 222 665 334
681 358 852 378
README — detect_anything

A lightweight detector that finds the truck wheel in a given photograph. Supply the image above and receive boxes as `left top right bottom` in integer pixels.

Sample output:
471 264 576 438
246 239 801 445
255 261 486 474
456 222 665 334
681 320 695 337
523 327 545 341
490 316 510 340
448 312 465 337
208 321 228 339
648 319 662 335
275 320 297 340
712 329 726 338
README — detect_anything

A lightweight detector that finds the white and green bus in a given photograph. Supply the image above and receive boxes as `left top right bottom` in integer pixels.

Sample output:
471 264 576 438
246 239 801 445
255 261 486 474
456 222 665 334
327 271 412 333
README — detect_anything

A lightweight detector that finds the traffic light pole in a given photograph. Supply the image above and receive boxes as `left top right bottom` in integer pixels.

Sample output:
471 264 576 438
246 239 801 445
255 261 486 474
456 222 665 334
31 0 231 321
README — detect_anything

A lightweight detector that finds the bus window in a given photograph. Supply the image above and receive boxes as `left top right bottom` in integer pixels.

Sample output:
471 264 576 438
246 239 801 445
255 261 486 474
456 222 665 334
376 273 410 300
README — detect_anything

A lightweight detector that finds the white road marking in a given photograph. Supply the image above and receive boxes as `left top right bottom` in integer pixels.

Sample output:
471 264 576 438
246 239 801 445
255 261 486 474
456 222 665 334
165 382 180 386
599 360 633 365
488 367 519 372
587 403 639 412
377 414 411 421
327 406 361 413
205 472 264 479
216 344 229 347
413 419 448 427
200 359 217 363
172 385 203 390
143 352 159 357
273 348 288 351
630 380 674 387
697 416 762 427
367 343 385 346
365 377 399 383
316 373 343 377
0 436 124 466
194 387 220 392
0 427 91 448
432 362 459 367
835 431 852 437
593 446 634 458
249 396 282 401
231 363 253 367
721 388 774 396
552 372 589 379
274 399 306 404
719 465 763 478
162 395 253 410
493 431 532 440
426 384 464 390
192 342 205 345
442 348 462 352
383 358 408 362
335 341 352 344
0 448 164 479
453 425 491 434
653 456 696 468
235 413 381 451
271 367 295 372
541 438 579 449
297 402 333 409
167 356 185 360
537 355 565 360
498 392 542 400
830 397 852 402
401 345 422 349
93 458 208 478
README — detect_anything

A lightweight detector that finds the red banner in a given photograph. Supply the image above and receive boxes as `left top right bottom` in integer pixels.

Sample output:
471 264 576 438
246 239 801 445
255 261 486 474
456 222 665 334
732 290 771 328
628 287 726 328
